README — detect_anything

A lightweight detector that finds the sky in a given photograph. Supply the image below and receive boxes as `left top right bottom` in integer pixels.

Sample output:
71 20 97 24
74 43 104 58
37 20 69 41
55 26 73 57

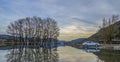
0 0 120 41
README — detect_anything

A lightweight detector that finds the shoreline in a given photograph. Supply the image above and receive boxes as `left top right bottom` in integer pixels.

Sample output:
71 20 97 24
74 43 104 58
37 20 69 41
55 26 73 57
71 44 120 50
98 44 120 50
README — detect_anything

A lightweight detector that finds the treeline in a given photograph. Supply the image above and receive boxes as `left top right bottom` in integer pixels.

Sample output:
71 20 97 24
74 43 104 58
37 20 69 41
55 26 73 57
99 15 120 44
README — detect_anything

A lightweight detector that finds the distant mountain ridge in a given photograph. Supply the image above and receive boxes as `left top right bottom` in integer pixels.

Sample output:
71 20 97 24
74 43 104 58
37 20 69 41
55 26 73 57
66 38 86 45
0 34 14 39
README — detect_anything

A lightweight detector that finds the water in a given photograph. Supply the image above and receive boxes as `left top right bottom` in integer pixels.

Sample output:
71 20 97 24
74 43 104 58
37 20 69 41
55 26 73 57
0 46 120 62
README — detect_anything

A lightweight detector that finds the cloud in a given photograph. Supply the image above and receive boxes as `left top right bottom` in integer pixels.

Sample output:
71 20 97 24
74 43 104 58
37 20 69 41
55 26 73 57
71 17 97 25
59 21 98 41
0 0 120 40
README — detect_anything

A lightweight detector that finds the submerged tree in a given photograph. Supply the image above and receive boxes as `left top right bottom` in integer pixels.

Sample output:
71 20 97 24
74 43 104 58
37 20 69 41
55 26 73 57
6 17 59 62
7 17 59 48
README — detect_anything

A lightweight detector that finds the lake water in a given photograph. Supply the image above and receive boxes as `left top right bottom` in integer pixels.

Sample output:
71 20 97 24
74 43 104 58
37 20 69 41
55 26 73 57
0 46 120 62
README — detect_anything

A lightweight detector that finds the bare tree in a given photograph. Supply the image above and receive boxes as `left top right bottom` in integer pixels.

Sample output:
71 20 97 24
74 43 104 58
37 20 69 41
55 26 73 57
115 22 120 39
7 17 59 48
6 17 59 62
99 15 119 44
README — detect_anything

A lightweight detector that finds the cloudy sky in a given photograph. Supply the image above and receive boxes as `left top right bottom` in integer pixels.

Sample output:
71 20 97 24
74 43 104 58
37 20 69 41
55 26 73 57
0 0 119 41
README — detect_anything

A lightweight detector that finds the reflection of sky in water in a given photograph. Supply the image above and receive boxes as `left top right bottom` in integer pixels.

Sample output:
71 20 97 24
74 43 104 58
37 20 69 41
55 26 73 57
0 46 100 62
0 50 8 62
58 46 99 62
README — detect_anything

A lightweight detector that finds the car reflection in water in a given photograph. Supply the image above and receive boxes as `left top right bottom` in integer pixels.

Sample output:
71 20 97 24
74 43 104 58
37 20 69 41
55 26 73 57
82 49 100 53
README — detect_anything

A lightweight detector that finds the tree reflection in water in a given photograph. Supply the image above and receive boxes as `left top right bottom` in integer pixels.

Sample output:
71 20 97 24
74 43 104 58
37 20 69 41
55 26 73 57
95 49 120 62
6 44 58 62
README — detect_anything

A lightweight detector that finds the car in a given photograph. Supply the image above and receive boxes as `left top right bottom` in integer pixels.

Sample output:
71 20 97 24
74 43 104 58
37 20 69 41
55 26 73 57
82 41 100 46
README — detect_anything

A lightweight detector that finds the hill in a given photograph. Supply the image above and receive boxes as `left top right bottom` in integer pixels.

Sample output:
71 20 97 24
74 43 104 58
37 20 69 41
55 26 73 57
88 21 120 41
76 21 120 44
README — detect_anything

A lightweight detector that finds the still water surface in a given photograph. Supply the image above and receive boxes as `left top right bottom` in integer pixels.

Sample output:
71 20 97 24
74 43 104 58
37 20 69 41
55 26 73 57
0 46 120 62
